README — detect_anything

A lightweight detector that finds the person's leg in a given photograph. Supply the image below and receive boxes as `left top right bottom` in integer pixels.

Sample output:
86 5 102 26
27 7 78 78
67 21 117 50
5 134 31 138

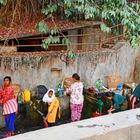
77 104 83 121
7 113 16 135
5 115 8 130
4 114 12 137
70 104 78 122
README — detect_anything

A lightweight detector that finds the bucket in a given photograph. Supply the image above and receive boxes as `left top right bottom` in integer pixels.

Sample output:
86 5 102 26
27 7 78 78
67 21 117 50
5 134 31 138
105 75 121 89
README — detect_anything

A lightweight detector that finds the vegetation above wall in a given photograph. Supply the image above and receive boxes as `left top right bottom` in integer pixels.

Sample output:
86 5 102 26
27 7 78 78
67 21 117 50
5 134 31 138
0 0 140 48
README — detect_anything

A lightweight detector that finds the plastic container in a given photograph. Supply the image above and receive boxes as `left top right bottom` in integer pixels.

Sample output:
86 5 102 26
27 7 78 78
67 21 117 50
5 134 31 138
57 83 64 97
95 79 103 91
106 75 121 89
117 84 123 91
23 89 31 102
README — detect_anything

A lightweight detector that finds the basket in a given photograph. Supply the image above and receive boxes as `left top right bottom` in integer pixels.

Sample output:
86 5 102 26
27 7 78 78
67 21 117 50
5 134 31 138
105 75 121 89
62 77 75 90
11 84 21 99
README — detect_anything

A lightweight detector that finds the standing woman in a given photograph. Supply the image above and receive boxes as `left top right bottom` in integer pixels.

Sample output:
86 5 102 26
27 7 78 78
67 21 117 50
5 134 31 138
67 73 84 122
0 76 18 137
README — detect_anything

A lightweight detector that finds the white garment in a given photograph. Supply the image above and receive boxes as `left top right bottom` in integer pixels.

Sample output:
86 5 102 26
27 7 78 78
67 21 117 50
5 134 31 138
67 82 84 104
42 89 55 104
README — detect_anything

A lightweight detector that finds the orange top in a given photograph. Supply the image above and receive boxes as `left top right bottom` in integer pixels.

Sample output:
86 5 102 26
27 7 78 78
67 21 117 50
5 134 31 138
47 97 60 123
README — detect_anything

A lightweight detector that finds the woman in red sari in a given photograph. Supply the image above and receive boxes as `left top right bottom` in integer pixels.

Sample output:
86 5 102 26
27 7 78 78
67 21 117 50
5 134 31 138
0 76 18 137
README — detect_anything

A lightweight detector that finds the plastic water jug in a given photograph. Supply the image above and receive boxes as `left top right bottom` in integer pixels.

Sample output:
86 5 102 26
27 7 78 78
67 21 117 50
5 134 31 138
23 89 31 102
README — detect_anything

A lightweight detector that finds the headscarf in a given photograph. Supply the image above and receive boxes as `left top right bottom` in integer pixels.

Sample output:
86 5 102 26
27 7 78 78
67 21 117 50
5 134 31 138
42 89 55 104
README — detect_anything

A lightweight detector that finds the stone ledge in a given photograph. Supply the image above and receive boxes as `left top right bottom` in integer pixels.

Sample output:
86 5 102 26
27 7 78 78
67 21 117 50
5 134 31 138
5 109 140 140
0 46 17 54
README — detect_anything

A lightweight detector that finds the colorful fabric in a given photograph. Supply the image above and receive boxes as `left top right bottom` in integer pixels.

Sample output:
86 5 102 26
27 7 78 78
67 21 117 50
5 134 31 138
0 85 18 115
70 103 83 122
47 97 60 123
130 95 140 108
5 113 16 131
133 83 140 99
67 82 84 104
92 112 103 118
3 99 18 115
113 94 126 110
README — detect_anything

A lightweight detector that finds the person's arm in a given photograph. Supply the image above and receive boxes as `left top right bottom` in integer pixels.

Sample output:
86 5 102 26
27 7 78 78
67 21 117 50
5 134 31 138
108 105 115 113
108 97 119 113
0 88 15 104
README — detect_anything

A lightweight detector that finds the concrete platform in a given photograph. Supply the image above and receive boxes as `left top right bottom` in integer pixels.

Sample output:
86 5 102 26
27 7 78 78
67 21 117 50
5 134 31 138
5 109 140 140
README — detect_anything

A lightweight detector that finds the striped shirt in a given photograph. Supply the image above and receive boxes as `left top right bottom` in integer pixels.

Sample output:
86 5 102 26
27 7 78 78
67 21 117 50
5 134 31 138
0 85 18 115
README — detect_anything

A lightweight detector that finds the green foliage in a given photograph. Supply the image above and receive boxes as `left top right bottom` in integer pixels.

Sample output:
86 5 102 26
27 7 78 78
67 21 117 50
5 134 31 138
41 36 71 50
37 0 140 48
0 0 7 5
35 20 49 34
100 23 111 33
50 28 59 35
67 49 76 60
41 36 60 49
42 4 57 17
62 38 70 46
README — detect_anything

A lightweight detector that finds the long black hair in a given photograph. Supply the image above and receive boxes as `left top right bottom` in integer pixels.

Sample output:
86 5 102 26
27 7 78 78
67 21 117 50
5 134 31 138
4 76 12 82
72 73 80 81
105 91 115 97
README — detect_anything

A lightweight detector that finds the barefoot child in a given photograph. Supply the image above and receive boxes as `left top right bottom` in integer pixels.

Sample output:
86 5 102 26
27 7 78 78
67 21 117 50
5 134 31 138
0 76 18 137
42 89 60 127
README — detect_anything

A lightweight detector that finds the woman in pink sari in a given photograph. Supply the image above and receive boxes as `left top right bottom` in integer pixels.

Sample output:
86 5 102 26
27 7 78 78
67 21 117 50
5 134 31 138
67 73 84 122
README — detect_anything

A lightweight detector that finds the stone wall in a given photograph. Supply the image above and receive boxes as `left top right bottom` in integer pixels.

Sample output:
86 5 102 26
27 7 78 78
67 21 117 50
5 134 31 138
0 42 139 92
0 42 139 128
134 57 140 82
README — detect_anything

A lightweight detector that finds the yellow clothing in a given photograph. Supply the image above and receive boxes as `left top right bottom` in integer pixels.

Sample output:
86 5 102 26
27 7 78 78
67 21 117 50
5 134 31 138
47 97 60 123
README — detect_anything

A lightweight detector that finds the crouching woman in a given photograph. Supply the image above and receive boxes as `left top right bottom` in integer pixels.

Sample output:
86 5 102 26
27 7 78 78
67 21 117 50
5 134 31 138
105 91 128 113
42 89 60 127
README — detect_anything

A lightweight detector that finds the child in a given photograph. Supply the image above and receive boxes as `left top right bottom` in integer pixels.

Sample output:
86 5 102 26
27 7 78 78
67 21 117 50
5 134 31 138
42 89 60 127
67 73 84 122
0 76 18 137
